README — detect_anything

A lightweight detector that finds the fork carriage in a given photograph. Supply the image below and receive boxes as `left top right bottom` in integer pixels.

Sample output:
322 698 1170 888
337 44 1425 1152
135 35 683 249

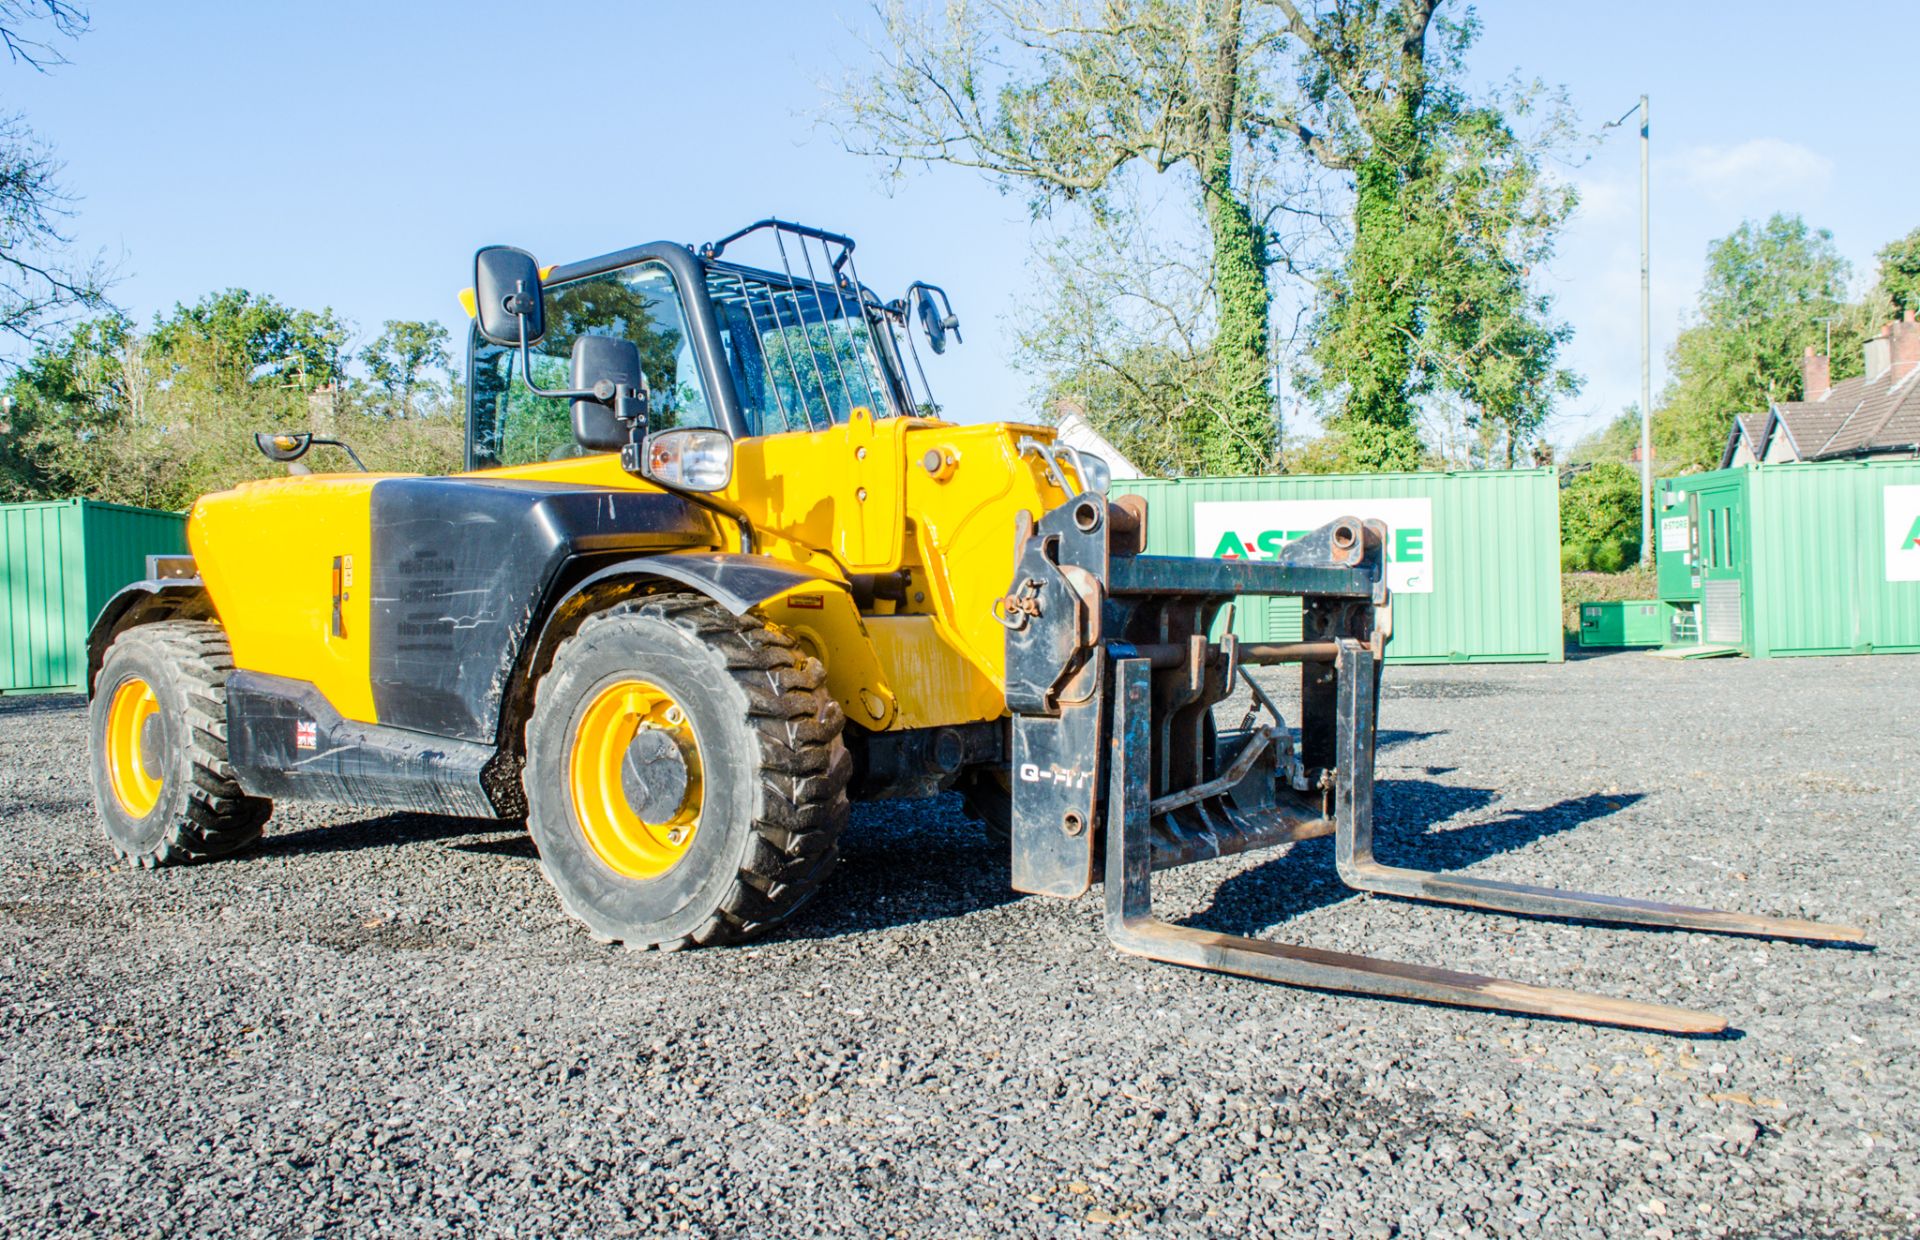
999 492 1862 1033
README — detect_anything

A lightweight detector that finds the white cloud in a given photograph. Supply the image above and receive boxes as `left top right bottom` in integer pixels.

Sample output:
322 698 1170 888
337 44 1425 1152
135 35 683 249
1569 170 1635 226
1675 138 1834 204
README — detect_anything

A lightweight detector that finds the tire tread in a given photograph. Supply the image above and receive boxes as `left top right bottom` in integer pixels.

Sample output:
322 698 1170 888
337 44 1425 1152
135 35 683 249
97 621 270 864
530 593 849 949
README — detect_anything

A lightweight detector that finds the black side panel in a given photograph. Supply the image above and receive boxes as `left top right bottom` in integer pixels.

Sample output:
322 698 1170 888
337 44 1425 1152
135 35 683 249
227 671 502 817
368 478 713 742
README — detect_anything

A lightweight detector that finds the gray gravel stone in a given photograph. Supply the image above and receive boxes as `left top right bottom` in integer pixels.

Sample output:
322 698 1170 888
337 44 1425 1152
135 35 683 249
0 653 1913 1237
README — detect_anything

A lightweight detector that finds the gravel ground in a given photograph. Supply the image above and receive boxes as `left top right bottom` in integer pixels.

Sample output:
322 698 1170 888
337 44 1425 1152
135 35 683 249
0 652 1914 1238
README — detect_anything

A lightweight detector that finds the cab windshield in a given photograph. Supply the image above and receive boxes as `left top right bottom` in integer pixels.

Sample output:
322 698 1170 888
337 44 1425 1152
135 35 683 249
705 259 900 434
469 257 907 469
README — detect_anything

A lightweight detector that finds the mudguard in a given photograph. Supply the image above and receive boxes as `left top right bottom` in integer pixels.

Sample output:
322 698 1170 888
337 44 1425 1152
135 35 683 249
85 579 214 696
554 550 848 618
508 552 852 726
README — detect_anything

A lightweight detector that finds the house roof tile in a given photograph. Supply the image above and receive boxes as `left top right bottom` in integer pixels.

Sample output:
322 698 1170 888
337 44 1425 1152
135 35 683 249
1763 363 1920 459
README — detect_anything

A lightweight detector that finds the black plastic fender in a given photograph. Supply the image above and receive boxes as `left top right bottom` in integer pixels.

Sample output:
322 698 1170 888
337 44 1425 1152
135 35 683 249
367 478 717 743
558 550 848 617
85 579 215 697
497 550 852 747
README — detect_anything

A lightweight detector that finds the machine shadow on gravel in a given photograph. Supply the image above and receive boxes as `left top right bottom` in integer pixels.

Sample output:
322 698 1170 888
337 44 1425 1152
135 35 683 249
259 812 507 858
0 694 85 719
765 799 1023 940
1189 783 1646 936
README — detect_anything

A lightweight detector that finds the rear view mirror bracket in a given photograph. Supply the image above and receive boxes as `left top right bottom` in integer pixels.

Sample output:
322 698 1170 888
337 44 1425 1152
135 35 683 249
903 281 960 355
254 431 367 472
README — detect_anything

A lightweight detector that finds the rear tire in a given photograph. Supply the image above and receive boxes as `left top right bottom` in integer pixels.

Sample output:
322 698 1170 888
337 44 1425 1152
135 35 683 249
88 621 272 867
523 594 850 949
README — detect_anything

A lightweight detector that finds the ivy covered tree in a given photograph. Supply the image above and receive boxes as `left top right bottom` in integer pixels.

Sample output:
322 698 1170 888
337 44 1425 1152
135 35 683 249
835 0 1580 476
834 0 1281 474
1279 1 1579 470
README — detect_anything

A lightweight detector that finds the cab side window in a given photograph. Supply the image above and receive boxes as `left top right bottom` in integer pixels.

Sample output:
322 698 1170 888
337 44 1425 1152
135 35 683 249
469 261 715 468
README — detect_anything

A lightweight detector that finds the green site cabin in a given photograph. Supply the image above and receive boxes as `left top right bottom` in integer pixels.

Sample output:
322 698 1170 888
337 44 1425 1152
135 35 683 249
1113 468 1562 665
1656 459 1920 658
0 500 189 694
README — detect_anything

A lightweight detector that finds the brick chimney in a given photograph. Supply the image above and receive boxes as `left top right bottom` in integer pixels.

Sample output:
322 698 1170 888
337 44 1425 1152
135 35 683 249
1890 309 1920 383
1801 345 1831 401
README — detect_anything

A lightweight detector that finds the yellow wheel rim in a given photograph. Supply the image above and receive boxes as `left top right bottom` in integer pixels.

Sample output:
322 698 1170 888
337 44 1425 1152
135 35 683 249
104 677 164 819
569 678 703 880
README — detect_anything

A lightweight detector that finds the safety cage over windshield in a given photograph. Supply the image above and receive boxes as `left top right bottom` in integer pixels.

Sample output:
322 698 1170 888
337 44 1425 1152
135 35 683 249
467 221 944 470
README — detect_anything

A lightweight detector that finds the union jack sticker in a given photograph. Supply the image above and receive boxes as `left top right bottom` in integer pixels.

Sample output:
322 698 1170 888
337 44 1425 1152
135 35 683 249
295 720 318 750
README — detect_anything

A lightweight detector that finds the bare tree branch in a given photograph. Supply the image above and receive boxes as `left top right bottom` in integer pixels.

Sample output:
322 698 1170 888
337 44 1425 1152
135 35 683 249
0 1 86 72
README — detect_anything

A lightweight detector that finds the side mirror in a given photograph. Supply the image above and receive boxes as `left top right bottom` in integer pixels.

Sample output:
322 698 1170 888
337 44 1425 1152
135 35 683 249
473 245 545 346
913 285 947 355
570 335 648 452
255 431 311 462
253 430 368 472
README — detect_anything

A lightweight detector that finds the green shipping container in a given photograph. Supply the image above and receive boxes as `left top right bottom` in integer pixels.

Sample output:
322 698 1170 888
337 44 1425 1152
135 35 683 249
1656 460 1920 657
1 499 188 693
1577 599 1673 647
1112 468 1563 663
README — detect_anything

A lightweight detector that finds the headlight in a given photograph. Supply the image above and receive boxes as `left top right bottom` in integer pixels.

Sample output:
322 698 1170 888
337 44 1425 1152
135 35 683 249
645 428 733 492
1076 452 1111 495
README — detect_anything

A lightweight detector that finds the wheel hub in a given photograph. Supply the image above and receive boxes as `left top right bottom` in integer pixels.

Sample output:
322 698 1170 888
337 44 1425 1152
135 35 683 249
620 728 689 827
104 677 164 819
568 679 704 880
139 712 165 776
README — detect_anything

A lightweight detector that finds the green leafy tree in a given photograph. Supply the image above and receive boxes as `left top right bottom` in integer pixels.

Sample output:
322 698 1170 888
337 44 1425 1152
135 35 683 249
1558 461 1639 571
1862 225 1920 322
1566 407 1640 469
835 0 1281 474
1651 214 1852 473
150 289 350 394
360 319 450 418
1283 3 1579 469
4 296 461 508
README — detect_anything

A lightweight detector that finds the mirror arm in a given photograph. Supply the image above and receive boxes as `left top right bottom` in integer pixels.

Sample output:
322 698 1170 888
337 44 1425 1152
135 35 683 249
310 438 369 472
509 282 598 403
906 281 962 343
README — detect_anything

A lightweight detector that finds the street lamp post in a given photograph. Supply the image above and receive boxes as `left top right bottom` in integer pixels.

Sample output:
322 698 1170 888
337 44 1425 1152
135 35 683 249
1637 94 1651 566
1608 95 1653 564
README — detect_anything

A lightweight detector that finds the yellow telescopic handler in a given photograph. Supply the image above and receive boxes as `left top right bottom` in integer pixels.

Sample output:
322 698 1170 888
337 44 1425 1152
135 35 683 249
85 220 1863 1032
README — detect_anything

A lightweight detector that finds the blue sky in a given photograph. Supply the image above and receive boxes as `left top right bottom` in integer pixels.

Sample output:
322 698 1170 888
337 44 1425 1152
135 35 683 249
13 1 1917 454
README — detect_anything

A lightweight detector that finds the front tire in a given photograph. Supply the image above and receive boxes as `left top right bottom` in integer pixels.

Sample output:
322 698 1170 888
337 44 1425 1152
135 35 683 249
88 621 272 867
523 594 850 949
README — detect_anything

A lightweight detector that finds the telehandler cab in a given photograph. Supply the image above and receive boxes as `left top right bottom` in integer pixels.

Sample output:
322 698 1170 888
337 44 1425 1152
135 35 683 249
86 220 1861 1032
